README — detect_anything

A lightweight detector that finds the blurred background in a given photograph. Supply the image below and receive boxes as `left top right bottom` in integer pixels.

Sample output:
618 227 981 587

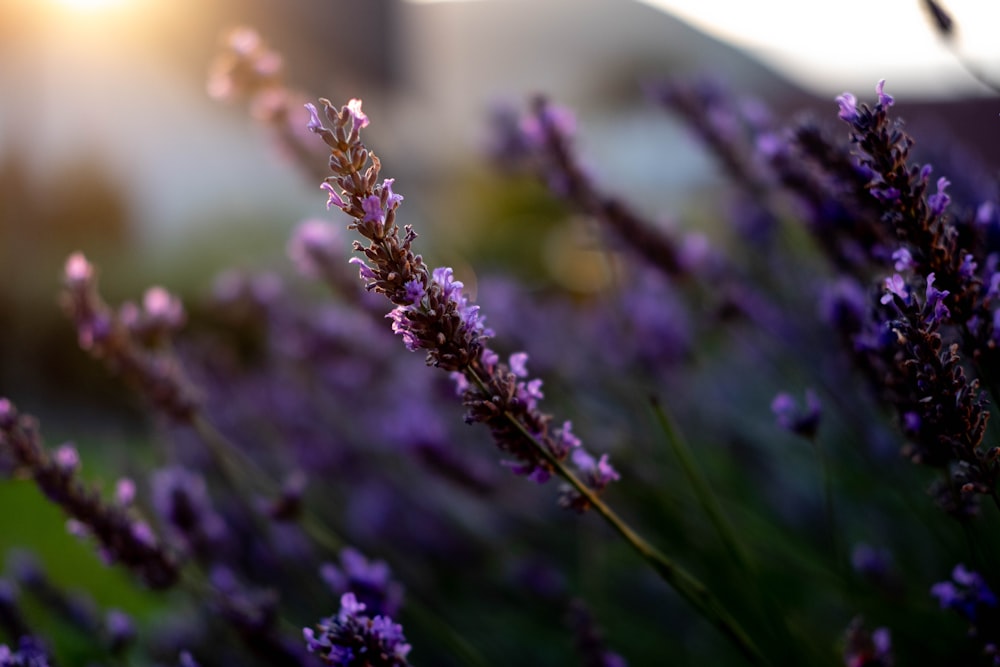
1 0 999 662
2 0 998 392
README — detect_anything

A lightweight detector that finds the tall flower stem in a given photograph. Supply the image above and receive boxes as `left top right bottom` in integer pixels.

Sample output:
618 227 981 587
465 370 770 667
648 397 750 571
811 435 841 570
650 397 803 662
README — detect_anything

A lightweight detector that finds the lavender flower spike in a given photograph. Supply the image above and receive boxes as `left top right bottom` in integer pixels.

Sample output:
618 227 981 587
304 98 619 509
60 252 199 421
0 637 51 667
931 563 998 621
305 593 412 666
0 399 179 589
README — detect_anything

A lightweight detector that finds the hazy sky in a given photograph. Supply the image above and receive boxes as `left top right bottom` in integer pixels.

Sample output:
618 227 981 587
637 0 999 97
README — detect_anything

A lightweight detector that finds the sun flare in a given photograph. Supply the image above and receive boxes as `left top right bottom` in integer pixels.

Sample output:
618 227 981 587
52 0 130 11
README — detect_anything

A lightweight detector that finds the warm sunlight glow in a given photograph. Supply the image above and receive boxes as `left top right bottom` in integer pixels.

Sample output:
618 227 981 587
53 0 130 9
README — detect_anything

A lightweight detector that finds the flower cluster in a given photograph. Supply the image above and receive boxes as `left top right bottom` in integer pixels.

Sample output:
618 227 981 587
0 399 178 589
206 27 325 179
842 617 894 667
304 593 412 666
931 564 998 622
826 83 998 512
0 637 50 667
61 253 199 421
502 96 688 279
931 564 1000 662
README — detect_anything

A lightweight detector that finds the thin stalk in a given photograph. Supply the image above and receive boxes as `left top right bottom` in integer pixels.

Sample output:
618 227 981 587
524 416 767 665
649 397 811 663
465 371 769 666
648 396 750 571
810 435 841 571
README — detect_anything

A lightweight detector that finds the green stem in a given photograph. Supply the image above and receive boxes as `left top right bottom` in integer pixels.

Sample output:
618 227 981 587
811 436 841 570
648 396 750 572
465 371 769 666
531 418 767 665
650 397 811 662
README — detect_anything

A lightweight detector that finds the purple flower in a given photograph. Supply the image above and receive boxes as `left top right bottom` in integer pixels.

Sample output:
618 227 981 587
346 98 369 131
0 637 51 667
928 177 951 216
571 449 620 490
305 102 324 132
870 187 901 203
142 286 185 330
320 182 346 210
842 617 893 667
850 543 892 579
880 274 908 306
551 421 581 458
431 267 462 301
129 521 157 548
480 347 499 368
53 444 80 473
509 352 529 378
361 195 385 225
348 256 377 282
105 609 135 653
924 273 950 325
386 307 421 351
836 92 858 121
64 253 94 287
382 178 403 209
958 253 977 280
875 79 894 107
771 389 821 438
515 377 544 411
115 478 136 506
931 563 998 621
401 279 424 305
891 247 914 272
976 201 995 225
430 267 494 339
